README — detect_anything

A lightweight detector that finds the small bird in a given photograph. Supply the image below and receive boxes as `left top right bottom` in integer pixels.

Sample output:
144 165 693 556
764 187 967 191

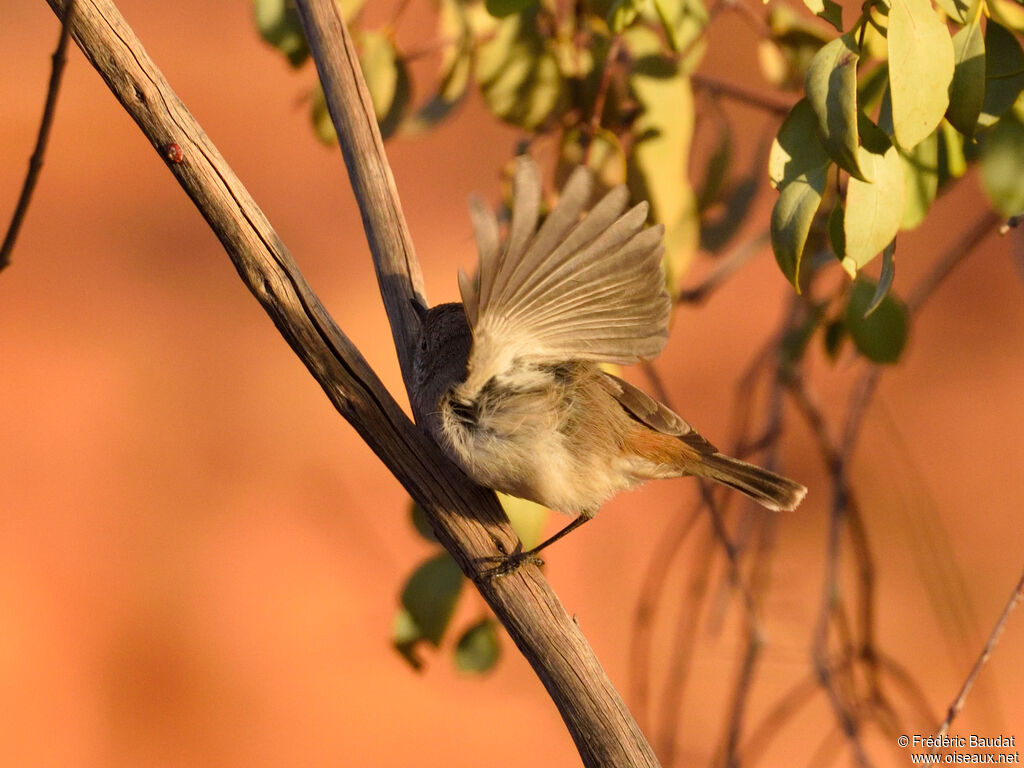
412 157 806 563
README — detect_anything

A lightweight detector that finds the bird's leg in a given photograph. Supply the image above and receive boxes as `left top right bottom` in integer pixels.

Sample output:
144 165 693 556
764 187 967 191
481 515 593 579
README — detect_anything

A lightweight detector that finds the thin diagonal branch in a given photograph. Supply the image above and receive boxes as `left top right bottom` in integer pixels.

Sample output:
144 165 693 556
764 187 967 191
935 568 1024 739
1 0 75 271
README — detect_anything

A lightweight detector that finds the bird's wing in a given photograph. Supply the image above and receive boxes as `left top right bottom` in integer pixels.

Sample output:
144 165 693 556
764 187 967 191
458 156 671 389
600 372 717 454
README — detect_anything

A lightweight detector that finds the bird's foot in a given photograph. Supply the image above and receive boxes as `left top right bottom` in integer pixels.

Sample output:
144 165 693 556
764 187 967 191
478 548 545 580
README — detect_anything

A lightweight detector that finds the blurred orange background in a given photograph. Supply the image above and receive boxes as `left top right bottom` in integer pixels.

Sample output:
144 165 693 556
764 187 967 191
2 1 1021 766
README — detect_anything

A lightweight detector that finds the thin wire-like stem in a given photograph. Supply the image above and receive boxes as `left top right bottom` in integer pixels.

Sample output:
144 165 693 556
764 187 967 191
934 568 1024 739
1 1 75 271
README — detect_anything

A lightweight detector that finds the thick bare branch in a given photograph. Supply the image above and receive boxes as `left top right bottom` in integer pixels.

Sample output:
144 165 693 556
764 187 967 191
40 0 660 764
292 0 425 393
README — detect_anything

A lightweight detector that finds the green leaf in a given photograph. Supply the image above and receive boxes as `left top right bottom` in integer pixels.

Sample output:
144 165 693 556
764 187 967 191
887 0 955 149
454 619 501 673
846 279 909 363
498 493 549 550
900 130 939 229
863 241 896 317
770 170 827 289
392 608 425 670
843 131 906 274
806 34 866 180
409 501 438 543
948 16 986 137
980 109 1024 216
818 0 844 32
253 0 309 67
485 0 538 17
609 0 642 33
651 0 709 52
404 0 472 133
628 53 699 294
476 10 566 129
978 21 1024 130
769 99 831 189
400 553 464 646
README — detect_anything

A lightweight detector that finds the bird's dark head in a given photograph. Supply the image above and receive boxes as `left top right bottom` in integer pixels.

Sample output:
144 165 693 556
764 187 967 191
411 302 473 422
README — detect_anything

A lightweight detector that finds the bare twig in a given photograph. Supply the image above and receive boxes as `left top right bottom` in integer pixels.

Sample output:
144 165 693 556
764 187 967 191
1 0 74 271
906 210 1002 315
935 568 1024 739
690 73 794 116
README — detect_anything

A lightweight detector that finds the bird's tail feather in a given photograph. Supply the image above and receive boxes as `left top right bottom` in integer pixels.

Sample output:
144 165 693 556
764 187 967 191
692 453 806 512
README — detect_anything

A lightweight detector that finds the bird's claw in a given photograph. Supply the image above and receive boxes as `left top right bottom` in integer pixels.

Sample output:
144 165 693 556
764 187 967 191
479 550 545 580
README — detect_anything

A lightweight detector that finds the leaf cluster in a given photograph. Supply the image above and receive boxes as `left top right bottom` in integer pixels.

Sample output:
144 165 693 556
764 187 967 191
392 496 547 671
769 0 1024 361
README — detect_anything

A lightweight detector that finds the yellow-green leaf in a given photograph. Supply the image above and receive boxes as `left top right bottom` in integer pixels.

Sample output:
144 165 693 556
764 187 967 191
628 59 699 293
476 10 565 129
843 138 906 273
806 34 866 180
769 98 831 189
887 0 955 149
770 170 827 289
947 15 986 137
360 32 400 128
498 493 549 550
